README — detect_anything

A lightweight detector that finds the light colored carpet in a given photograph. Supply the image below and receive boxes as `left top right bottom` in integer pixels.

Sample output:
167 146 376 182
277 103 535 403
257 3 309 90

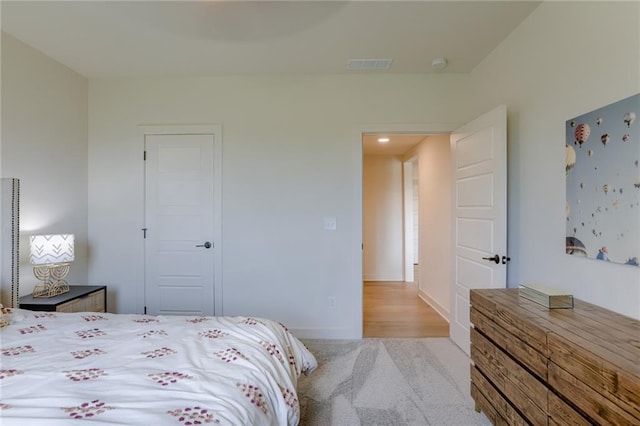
298 338 491 426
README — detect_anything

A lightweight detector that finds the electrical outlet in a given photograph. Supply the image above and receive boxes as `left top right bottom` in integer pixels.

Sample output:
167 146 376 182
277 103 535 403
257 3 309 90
328 296 336 309
323 217 337 231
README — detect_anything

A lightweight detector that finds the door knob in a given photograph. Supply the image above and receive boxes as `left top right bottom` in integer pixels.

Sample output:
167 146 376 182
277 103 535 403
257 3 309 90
482 254 500 264
196 241 212 249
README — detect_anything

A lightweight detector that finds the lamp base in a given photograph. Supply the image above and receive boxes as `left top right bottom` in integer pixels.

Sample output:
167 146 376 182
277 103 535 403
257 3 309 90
32 264 71 298
32 281 70 298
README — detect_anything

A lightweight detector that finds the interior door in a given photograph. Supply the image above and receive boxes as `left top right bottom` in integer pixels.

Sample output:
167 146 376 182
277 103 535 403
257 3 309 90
144 133 216 315
450 105 508 355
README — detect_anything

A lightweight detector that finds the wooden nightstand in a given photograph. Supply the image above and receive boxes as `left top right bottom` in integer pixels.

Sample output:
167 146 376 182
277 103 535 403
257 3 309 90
19 285 106 313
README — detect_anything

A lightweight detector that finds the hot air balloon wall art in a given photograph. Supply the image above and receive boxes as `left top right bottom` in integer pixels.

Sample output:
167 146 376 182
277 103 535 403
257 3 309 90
565 93 639 267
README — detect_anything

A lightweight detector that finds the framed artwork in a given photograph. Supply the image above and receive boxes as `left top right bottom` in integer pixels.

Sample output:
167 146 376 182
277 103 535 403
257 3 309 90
565 93 639 267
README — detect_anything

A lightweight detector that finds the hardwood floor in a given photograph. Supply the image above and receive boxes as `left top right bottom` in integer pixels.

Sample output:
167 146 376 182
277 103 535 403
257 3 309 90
363 281 449 338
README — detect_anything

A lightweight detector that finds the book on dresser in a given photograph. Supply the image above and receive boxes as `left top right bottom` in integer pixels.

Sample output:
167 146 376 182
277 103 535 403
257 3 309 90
19 285 106 313
470 288 639 426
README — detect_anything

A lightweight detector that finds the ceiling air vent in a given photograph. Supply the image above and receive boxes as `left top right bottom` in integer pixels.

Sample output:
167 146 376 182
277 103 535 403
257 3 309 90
346 59 393 70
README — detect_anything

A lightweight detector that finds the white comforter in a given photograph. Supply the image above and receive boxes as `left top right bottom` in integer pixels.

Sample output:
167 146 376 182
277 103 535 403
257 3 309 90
0 310 317 425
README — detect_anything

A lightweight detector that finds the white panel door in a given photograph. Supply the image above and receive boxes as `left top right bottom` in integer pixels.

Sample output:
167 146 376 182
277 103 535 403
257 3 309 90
144 134 216 315
450 105 507 355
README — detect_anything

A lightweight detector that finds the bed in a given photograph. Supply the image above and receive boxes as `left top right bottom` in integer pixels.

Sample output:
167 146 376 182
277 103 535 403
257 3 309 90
0 308 317 425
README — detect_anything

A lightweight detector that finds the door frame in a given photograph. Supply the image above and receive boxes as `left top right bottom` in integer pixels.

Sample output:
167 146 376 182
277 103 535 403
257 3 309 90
138 124 223 315
403 156 417 283
353 123 460 337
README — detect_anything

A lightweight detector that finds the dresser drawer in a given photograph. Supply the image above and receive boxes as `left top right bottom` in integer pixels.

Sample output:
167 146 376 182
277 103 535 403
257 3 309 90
471 365 529 426
56 297 83 313
56 289 105 313
549 361 638 425
471 327 548 425
548 392 591 426
548 331 640 422
85 289 106 312
471 306 547 380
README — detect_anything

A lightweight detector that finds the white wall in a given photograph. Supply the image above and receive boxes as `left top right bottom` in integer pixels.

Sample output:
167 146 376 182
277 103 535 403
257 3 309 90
1 33 88 296
88 74 471 338
7 1 636 336
363 154 404 281
469 2 640 319
415 135 452 318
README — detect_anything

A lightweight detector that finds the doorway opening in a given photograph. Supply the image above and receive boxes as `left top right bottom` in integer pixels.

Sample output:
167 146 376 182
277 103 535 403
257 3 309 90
362 132 450 338
356 106 507 350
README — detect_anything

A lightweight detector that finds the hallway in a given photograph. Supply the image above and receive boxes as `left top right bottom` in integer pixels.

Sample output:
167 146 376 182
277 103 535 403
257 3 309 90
363 281 449 338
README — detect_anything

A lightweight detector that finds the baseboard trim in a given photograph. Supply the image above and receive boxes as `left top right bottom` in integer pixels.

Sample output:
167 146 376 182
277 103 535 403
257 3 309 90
418 289 450 323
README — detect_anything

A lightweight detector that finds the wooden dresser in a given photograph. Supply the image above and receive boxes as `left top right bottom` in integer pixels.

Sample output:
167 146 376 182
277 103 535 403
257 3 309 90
470 288 639 425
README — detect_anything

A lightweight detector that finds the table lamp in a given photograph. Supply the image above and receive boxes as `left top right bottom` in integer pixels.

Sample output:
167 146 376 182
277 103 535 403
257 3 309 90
29 234 74 297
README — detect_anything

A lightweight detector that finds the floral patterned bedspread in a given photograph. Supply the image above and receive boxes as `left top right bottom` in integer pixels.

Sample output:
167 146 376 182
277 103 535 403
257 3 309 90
0 309 317 425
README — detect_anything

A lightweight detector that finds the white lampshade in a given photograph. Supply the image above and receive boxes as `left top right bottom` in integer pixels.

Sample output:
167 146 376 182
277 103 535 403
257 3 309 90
29 234 75 265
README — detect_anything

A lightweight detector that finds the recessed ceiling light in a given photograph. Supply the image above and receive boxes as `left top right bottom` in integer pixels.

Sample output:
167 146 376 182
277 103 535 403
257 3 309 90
378 137 390 143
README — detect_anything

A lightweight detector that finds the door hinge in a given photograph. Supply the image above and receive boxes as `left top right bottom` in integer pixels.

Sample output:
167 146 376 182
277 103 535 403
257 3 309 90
143 151 147 161
142 228 147 238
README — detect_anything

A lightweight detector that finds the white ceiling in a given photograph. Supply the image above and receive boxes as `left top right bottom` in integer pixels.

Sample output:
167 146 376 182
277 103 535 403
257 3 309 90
1 0 541 78
4 1 539 156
